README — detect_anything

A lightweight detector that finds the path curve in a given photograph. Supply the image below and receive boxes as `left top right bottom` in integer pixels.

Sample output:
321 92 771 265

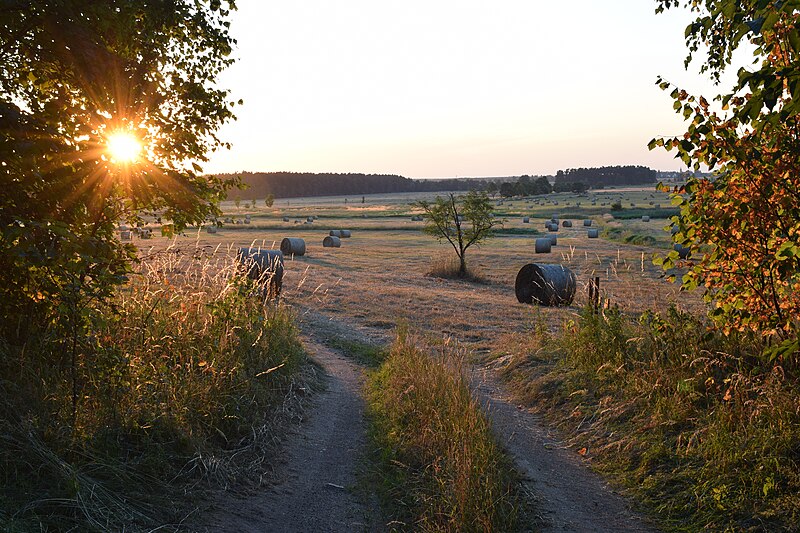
197 338 376 532
473 367 658 532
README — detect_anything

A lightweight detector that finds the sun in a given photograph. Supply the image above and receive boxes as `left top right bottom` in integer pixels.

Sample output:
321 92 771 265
106 131 142 163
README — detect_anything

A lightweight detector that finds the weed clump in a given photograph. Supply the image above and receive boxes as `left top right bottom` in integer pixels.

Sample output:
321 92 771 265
0 245 307 531
500 305 800 531
366 329 522 532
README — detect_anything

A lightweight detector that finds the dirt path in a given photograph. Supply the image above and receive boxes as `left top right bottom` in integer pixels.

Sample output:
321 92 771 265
473 368 657 532
297 307 659 533
196 336 377 532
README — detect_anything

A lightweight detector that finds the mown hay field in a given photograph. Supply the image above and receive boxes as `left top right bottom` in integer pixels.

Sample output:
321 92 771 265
138 186 701 353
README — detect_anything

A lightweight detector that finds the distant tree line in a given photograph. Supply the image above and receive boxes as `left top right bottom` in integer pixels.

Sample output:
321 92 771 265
218 166 659 201
553 165 657 189
221 172 495 200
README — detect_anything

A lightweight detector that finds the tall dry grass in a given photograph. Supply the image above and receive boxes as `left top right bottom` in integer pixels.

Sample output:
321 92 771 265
366 328 522 532
498 303 800 531
0 242 307 531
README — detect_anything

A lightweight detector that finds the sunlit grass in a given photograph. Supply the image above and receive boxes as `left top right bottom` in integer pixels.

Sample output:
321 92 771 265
365 328 524 532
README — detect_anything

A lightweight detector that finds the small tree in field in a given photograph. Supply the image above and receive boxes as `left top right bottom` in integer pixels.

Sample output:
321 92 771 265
651 0 800 362
265 193 275 208
414 191 501 278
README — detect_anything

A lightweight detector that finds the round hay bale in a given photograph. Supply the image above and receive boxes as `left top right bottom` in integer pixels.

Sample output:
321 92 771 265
306 217 314 222
642 215 651 222
205 226 216 234
583 219 592 227
562 220 573 228
534 238 552 254
549 235 558 246
515 263 576 306
673 243 691 259
280 237 306 256
236 248 284 296
522 216 530 223
283 216 290 222
588 228 599 238
329 230 342 237
120 230 131 240
323 235 341 248
340 230 351 238
548 223 559 232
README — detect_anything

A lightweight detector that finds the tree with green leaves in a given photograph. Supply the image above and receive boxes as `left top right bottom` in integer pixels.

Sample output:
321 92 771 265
0 1 239 363
651 0 800 361
414 191 501 278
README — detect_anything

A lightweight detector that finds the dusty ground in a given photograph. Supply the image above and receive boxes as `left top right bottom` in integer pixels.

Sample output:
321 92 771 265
169 191 694 531
196 337 379 533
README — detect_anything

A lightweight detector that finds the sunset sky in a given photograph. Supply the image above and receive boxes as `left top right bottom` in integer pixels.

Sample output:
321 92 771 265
205 1 745 178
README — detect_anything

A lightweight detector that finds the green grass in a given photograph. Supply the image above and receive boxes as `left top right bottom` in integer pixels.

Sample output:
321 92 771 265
0 247 308 531
497 305 800 531
365 329 525 532
326 336 387 368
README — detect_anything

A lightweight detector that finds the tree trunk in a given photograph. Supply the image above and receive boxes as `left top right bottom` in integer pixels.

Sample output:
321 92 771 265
459 254 467 277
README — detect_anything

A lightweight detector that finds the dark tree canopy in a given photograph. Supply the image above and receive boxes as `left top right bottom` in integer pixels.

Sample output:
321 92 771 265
0 0 239 341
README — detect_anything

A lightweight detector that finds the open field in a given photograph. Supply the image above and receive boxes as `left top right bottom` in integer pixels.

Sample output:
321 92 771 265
135 186 700 354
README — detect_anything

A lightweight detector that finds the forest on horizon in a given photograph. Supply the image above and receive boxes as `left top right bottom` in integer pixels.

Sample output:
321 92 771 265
220 165 664 200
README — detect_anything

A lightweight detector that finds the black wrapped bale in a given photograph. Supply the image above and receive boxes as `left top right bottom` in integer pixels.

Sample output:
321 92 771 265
562 220 573 228
323 235 341 248
515 263 576 306
283 216 290 222
642 215 650 222
329 230 342 237
674 243 691 259
583 219 592 227
280 237 306 256
548 223 559 232
588 228 599 238
534 238 552 253
549 235 558 246
237 248 284 297
522 217 530 223
340 230 351 238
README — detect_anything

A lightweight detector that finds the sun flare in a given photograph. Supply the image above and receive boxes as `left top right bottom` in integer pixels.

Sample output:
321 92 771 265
107 131 142 163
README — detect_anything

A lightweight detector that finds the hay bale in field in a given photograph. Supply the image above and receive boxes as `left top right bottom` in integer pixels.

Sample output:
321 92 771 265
548 223 559 232
306 217 314 222
323 235 341 248
642 215 651 222
522 216 530 223
515 263 576 306
588 228 599 238
283 216 290 222
549 234 558 246
280 237 306 256
236 248 283 297
205 226 216 234
583 219 592 227
120 230 131 240
673 243 691 259
562 220 572 228
329 230 342 237
340 230 351 238
535 238 552 253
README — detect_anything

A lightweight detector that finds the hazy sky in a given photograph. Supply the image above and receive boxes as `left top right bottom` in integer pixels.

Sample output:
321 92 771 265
204 1 735 178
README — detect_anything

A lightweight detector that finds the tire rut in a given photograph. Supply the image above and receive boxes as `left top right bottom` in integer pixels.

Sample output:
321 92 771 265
196 337 377 532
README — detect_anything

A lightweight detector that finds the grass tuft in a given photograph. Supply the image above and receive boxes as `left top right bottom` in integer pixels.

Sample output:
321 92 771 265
365 328 523 532
498 305 800 531
426 255 488 284
0 244 308 531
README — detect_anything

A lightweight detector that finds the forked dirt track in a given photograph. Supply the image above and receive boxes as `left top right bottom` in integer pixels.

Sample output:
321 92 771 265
192 227 675 531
